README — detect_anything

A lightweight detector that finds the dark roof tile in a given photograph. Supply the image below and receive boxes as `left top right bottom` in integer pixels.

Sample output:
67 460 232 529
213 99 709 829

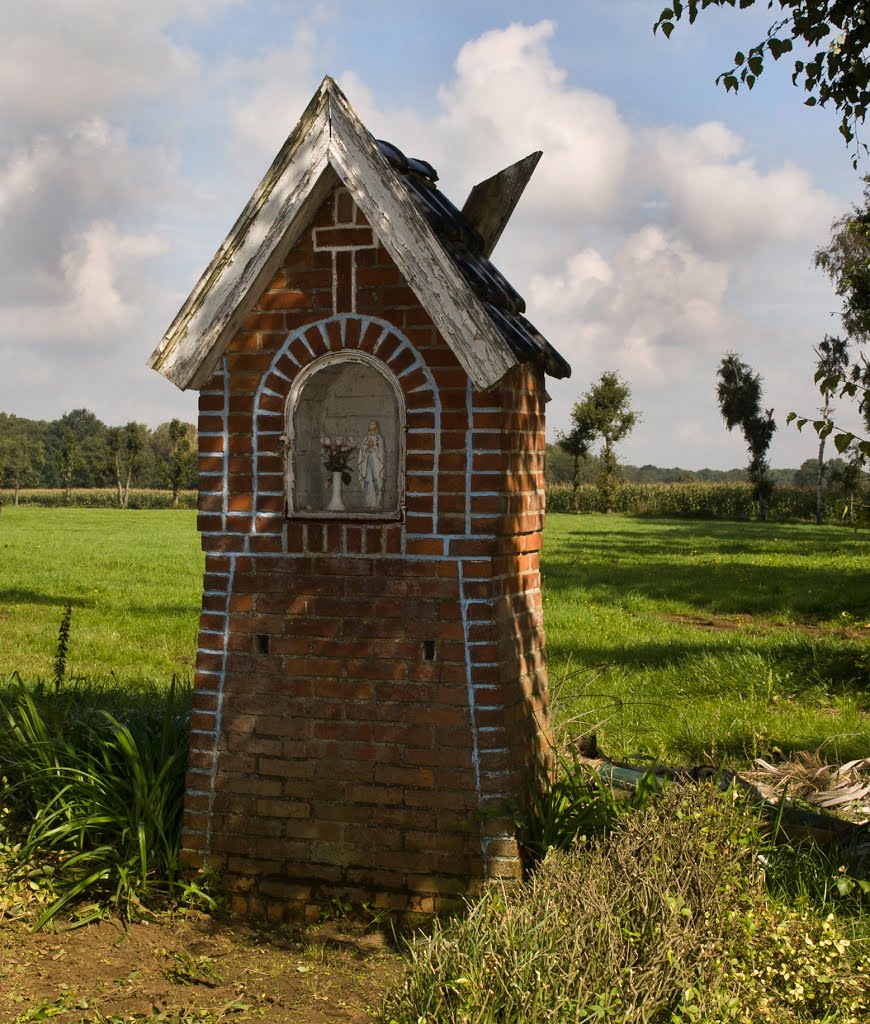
375 139 570 380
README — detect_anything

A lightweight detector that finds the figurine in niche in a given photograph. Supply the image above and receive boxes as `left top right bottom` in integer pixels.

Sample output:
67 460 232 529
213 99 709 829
358 419 386 509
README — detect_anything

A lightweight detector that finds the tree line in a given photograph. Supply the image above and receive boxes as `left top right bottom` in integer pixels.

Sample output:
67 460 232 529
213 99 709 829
0 409 197 507
554 367 866 524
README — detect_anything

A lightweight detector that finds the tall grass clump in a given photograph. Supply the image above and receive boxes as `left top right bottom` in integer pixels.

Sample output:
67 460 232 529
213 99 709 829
0 675 194 928
379 785 870 1024
518 743 660 864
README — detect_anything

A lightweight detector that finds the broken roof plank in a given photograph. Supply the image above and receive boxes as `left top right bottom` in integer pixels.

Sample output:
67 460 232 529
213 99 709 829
461 152 542 259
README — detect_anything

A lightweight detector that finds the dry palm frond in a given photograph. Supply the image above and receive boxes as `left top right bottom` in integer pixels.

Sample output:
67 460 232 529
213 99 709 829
742 752 870 814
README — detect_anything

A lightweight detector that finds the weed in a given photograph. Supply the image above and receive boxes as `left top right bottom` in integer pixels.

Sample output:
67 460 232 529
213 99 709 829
379 786 870 1024
52 604 72 693
0 677 193 928
159 948 225 987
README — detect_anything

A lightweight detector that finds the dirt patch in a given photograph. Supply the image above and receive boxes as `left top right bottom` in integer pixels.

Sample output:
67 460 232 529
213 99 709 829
661 612 744 632
660 611 869 641
0 912 403 1023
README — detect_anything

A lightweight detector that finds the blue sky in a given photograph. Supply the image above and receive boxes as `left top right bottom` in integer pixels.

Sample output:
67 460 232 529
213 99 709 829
1 0 865 468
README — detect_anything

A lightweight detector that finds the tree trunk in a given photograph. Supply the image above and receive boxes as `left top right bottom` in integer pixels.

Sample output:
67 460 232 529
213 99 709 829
172 486 179 509
758 493 768 522
14 475 19 506
122 466 132 509
572 453 579 510
816 396 829 525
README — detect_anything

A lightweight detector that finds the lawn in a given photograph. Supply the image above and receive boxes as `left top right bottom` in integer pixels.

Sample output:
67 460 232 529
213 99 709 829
2 507 869 1023
2 507 868 764
0 508 203 684
543 514 870 765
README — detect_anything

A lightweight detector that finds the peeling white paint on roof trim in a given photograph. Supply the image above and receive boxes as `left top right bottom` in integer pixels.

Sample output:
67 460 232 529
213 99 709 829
148 76 519 393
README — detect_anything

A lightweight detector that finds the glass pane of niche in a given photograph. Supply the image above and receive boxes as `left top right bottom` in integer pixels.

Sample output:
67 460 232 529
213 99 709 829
289 358 403 517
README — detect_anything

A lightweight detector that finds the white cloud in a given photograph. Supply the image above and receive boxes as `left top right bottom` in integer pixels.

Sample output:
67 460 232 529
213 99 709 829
0 118 176 307
436 21 631 221
0 1 240 129
62 221 170 332
225 28 325 159
334 21 631 226
0 221 169 345
648 121 839 253
531 225 734 383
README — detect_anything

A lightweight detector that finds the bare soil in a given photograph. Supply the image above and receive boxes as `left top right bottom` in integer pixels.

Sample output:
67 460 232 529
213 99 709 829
0 911 402 1023
660 609 870 640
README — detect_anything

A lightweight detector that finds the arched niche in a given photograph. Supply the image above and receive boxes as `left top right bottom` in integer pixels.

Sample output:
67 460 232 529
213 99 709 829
285 351 405 518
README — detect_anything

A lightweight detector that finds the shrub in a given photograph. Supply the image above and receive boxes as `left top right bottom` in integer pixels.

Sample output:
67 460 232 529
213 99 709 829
379 786 869 1024
546 482 837 521
0 488 197 509
0 676 196 928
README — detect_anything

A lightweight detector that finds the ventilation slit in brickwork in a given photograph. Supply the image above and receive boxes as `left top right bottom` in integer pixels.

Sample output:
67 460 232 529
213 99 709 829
423 640 436 661
256 634 270 656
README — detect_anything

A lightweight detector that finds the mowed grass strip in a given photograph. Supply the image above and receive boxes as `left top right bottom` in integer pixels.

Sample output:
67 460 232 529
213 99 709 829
0 508 203 683
542 514 870 766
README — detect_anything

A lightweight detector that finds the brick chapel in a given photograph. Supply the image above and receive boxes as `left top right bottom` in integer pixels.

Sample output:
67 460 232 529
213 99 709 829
148 77 571 919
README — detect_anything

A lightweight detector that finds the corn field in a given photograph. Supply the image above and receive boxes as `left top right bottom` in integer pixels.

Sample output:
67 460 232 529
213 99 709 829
0 488 198 509
546 482 846 521
0 484 854 521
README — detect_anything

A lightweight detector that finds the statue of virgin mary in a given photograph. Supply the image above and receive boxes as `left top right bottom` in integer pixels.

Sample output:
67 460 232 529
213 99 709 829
358 419 386 509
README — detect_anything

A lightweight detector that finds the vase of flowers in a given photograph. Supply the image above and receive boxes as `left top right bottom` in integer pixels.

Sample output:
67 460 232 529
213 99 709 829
321 435 356 512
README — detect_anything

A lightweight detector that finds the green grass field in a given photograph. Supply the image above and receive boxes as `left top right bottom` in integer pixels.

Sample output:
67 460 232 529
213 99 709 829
2 507 868 765
0 508 203 683
543 514 870 764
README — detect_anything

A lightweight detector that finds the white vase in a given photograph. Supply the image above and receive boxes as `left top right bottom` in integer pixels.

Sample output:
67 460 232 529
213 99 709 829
326 470 345 512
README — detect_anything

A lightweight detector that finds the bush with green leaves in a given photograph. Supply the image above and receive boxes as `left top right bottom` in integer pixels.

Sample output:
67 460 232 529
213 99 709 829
0 676 200 928
379 785 869 1024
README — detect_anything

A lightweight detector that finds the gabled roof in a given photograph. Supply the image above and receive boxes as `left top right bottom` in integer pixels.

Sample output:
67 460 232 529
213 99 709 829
148 76 570 391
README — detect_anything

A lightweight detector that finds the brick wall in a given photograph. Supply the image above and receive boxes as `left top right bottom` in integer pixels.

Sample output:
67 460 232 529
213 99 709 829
184 185 552 919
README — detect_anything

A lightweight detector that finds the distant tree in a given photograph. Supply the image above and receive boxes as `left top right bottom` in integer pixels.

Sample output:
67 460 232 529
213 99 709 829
0 435 44 505
794 186 870 462
828 441 867 524
107 422 148 508
810 336 851 522
793 457 820 489
57 429 82 505
153 419 197 507
51 408 111 489
573 372 639 512
555 421 597 509
716 353 776 521
654 1 870 162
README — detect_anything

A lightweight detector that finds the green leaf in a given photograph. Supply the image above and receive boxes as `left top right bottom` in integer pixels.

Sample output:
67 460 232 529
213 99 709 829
748 54 763 76
661 20 674 38
734 51 745 66
746 74 756 90
723 74 739 92
805 96 817 106
785 412 796 425
834 431 855 453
